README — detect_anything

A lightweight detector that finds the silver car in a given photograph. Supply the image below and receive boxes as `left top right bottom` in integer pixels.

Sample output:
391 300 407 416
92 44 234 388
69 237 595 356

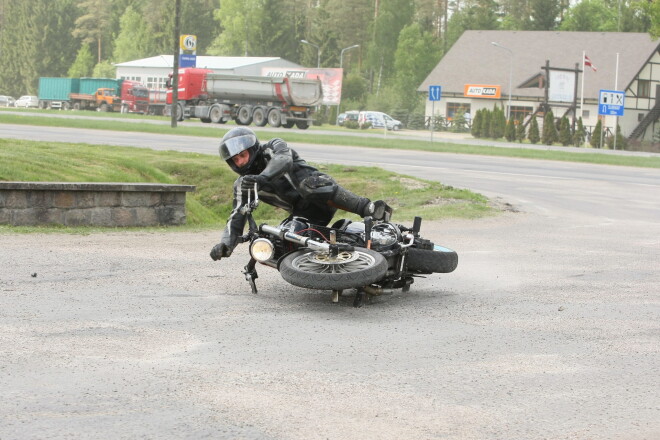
0 95 16 107
15 95 39 108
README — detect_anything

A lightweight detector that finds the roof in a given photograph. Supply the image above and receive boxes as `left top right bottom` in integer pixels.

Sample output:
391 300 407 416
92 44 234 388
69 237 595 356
115 55 289 69
419 31 660 100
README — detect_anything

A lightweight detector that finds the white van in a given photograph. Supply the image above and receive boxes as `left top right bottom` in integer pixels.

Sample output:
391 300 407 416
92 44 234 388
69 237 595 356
358 111 403 131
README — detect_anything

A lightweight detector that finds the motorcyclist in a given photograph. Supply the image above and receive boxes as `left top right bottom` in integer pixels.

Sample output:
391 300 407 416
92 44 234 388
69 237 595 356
210 127 392 261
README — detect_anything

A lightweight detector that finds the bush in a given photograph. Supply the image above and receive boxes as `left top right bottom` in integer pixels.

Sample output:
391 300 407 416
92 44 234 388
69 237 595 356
528 118 540 144
505 118 516 141
559 116 572 146
542 110 558 145
591 120 603 148
515 120 526 142
344 120 360 129
574 117 586 147
407 112 426 130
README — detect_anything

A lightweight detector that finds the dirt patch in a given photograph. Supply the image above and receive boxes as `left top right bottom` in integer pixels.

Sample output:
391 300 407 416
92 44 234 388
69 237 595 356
393 177 429 190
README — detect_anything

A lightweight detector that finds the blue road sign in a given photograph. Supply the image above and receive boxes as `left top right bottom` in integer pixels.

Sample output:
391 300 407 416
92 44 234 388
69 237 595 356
598 89 625 116
429 85 442 101
179 54 197 68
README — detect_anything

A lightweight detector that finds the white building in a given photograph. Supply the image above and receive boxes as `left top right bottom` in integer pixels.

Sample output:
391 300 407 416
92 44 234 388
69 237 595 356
418 31 660 143
114 55 304 91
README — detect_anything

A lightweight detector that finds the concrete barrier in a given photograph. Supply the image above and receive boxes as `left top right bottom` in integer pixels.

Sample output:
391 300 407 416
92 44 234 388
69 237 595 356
0 182 196 227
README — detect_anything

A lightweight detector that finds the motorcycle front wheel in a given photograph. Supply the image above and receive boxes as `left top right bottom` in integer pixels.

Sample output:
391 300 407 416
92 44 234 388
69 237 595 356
280 248 387 290
406 246 458 274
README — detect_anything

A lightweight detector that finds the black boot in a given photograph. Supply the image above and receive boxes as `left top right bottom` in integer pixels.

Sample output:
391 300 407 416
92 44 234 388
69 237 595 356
331 187 392 221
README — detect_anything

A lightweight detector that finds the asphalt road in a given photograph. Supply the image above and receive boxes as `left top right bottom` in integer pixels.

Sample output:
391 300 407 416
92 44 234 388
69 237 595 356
1 124 659 439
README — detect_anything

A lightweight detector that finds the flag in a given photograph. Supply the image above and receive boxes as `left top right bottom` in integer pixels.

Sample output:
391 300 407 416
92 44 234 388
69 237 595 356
584 54 597 72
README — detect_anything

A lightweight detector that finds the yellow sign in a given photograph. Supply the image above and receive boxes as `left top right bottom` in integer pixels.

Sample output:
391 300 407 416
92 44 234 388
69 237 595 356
464 84 501 98
180 35 197 54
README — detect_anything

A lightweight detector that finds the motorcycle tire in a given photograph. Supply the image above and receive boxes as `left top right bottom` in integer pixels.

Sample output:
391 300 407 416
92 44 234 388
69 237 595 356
280 248 387 290
406 246 458 274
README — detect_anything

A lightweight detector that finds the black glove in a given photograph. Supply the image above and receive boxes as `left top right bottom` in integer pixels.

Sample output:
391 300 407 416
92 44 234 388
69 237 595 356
210 242 233 261
241 174 267 192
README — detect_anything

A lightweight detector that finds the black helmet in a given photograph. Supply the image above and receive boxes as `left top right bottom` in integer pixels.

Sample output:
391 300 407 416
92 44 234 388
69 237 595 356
219 127 259 174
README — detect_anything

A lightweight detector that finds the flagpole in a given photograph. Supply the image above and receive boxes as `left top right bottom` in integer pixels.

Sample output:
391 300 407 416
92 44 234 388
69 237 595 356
580 50 585 119
614 52 619 150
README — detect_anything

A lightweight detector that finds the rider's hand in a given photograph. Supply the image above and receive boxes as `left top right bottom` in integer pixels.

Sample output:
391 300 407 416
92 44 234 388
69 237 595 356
241 174 267 192
210 243 232 261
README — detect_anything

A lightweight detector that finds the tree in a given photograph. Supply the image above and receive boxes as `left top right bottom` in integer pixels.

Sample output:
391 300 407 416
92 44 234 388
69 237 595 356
528 117 540 144
590 119 603 148
73 0 113 63
542 110 558 145
112 6 152 63
68 44 95 77
560 0 616 31
393 23 442 111
573 117 586 147
505 117 516 141
92 60 116 78
606 124 627 150
471 109 483 138
530 0 559 30
558 116 572 146
516 120 526 142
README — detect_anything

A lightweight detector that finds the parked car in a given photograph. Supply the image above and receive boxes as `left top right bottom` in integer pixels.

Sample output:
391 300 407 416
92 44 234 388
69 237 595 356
0 95 16 107
338 110 359 126
358 111 403 131
15 95 39 108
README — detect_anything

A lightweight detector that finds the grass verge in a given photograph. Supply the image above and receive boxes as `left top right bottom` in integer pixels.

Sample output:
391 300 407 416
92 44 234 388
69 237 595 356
0 139 493 233
2 111 659 169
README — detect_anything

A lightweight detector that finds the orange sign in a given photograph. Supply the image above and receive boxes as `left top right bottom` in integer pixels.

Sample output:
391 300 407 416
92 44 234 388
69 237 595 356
464 84 501 98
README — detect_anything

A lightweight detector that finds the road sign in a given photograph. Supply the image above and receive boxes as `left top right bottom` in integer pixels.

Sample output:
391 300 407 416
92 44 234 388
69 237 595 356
429 85 442 101
598 89 625 116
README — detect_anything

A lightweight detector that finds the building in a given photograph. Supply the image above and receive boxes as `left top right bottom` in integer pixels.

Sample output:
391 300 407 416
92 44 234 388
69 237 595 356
114 55 304 91
418 31 660 143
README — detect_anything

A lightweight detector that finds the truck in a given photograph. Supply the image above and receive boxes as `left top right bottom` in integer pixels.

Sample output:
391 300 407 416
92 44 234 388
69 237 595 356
37 77 149 113
165 68 323 129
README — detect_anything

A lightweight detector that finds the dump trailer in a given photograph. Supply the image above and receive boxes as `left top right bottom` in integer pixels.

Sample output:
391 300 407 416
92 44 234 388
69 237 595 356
166 68 323 128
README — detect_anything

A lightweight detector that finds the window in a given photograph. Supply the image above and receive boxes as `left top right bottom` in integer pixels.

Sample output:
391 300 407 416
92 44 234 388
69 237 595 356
146 77 167 90
509 106 533 121
446 102 470 119
582 110 590 118
638 80 650 98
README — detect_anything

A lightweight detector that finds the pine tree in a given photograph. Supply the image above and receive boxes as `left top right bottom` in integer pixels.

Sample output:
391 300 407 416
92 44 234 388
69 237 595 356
483 110 492 139
471 109 482 138
516 120 526 142
590 120 603 148
528 117 540 144
573 117 586 147
542 110 558 145
505 117 516 141
559 116 572 146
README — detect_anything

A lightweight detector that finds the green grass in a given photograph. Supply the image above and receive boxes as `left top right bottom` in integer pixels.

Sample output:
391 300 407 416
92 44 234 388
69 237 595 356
0 139 492 233
2 111 659 169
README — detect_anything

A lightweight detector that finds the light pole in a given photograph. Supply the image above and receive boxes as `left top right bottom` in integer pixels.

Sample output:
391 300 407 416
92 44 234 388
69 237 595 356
300 39 320 68
336 44 360 125
491 41 513 120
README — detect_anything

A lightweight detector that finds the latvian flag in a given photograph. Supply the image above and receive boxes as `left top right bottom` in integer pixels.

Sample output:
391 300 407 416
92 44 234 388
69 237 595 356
584 54 597 72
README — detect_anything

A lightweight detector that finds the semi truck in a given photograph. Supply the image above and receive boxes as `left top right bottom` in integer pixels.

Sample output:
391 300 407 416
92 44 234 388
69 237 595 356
165 68 323 128
37 77 149 113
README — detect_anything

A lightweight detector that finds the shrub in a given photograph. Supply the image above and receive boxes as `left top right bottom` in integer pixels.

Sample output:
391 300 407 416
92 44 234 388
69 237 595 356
528 117 540 144
558 116 572 146
542 110 558 145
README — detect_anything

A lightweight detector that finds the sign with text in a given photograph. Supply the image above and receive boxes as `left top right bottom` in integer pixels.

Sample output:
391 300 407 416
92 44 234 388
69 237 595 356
429 85 442 101
598 90 625 116
464 84 501 99
261 67 342 105
549 70 575 102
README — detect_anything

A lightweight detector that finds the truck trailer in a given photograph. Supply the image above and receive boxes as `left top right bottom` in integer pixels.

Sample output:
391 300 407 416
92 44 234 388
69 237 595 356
37 77 148 113
165 68 323 128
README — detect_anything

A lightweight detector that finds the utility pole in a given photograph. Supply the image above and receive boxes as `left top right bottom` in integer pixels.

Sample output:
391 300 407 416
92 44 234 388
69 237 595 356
171 0 181 128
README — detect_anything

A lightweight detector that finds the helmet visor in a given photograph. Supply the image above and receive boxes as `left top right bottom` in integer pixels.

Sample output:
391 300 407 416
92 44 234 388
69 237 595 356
220 134 257 160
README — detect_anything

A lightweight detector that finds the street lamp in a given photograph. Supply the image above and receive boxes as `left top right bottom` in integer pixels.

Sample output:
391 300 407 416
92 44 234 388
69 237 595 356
340 44 359 69
491 41 513 120
300 39 320 68
336 44 360 125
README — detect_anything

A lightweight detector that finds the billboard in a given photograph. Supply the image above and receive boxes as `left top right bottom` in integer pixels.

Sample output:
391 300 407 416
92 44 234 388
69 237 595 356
261 67 343 105
464 84 501 98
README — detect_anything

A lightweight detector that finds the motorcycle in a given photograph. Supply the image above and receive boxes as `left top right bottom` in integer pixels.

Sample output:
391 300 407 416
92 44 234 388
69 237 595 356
238 184 458 307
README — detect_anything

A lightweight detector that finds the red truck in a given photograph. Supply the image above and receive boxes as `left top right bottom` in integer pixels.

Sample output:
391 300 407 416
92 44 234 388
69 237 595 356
165 68 323 128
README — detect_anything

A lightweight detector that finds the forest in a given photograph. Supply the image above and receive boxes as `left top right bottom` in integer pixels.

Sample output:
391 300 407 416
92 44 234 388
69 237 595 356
0 0 658 119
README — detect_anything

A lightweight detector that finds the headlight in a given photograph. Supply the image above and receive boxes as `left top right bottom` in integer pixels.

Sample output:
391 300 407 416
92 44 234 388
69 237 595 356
250 238 275 262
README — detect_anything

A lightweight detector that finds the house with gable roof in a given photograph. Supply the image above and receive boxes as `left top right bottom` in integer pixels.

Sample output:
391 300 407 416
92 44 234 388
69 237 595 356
418 31 660 144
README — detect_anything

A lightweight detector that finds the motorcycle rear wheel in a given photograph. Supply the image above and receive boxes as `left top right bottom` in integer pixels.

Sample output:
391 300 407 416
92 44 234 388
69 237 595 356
280 248 387 290
406 246 458 274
